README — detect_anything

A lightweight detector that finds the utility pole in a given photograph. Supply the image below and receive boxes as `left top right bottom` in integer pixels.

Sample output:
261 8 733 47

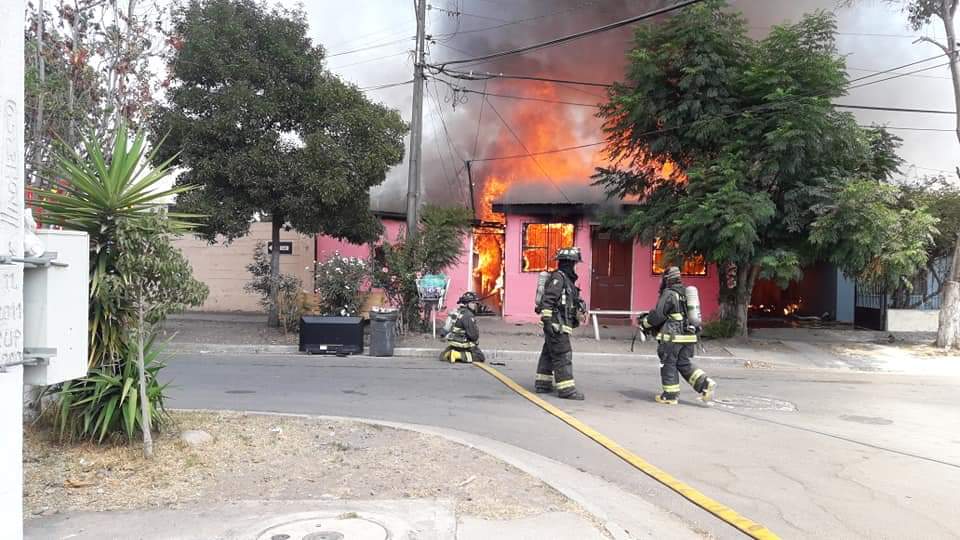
406 0 428 239
465 160 476 220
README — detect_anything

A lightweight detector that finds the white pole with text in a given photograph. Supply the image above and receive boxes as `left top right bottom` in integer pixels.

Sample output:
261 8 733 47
0 0 26 537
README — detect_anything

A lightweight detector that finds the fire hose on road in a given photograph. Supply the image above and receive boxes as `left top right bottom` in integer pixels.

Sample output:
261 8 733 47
473 362 780 540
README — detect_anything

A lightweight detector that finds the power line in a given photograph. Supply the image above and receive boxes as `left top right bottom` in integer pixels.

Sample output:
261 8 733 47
432 66 614 88
329 50 412 71
439 0 704 68
327 36 414 58
837 104 956 115
847 66 952 81
358 79 414 91
847 53 948 84
847 61 952 90
432 0 602 39
864 124 957 132
472 80 488 158
474 140 605 162
431 76 601 107
482 95 572 203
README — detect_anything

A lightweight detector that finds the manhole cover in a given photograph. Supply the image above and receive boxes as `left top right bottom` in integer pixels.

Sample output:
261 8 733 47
713 395 797 412
257 516 388 540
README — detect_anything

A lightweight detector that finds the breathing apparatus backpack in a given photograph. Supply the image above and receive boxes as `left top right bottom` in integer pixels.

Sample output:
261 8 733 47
683 285 702 327
534 271 551 312
441 309 460 337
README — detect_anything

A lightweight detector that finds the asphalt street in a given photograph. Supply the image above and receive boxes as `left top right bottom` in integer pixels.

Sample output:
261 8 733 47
163 353 960 539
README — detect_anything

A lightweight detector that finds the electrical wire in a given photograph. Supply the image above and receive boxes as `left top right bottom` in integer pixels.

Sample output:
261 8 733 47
358 79 414 91
327 36 415 58
837 104 956 115
329 50 412 71
439 0 704 68
432 0 603 40
482 95 572 203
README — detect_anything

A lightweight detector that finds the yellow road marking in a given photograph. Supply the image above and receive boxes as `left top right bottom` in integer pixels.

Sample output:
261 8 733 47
474 362 780 540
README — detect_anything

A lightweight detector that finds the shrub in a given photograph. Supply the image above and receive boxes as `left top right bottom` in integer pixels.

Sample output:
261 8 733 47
245 242 305 332
370 206 471 333
52 337 169 443
701 318 739 339
314 253 369 316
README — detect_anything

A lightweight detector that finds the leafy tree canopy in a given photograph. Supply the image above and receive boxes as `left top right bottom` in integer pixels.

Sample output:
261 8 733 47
151 0 408 244
594 0 935 331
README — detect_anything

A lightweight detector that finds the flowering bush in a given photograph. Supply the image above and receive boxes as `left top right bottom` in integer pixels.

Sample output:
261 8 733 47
314 253 369 316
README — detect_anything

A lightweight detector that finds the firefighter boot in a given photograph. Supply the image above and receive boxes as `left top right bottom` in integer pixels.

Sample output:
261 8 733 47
655 393 679 405
559 388 585 400
700 378 718 402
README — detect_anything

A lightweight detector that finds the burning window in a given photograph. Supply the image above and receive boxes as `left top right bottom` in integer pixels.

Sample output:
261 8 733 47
651 239 707 276
522 223 575 272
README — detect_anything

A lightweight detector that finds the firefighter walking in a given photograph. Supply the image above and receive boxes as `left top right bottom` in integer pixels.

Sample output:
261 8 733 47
641 266 717 405
535 247 586 400
440 292 486 363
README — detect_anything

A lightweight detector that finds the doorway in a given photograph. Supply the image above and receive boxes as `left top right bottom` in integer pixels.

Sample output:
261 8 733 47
590 227 633 316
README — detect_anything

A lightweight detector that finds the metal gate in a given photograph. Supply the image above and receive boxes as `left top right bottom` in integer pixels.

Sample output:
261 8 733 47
854 281 887 330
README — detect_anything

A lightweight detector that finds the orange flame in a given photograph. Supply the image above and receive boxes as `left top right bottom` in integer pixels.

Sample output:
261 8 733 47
473 228 505 313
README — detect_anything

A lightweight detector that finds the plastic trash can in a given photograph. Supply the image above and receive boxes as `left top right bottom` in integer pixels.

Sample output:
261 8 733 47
370 310 399 357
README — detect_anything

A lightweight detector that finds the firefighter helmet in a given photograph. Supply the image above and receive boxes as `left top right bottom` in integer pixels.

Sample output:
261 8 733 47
458 291 480 305
555 247 582 262
664 266 682 283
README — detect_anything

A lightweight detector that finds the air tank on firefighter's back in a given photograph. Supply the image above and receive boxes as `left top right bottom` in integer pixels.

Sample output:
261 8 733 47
685 286 702 327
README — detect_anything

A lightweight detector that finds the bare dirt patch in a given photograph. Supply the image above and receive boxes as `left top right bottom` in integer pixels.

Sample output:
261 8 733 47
24 411 579 521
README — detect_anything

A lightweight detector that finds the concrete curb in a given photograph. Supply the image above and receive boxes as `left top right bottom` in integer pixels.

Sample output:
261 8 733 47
172 408 702 540
166 342 738 363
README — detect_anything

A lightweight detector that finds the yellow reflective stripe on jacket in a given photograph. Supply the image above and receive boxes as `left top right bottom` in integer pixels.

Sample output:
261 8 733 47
556 379 576 390
641 318 653 329
656 333 698 343
560 325 574 334
540 309 554 317
669 313 684 320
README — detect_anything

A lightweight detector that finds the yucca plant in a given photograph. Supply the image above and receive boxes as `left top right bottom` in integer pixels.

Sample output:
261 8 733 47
53 337 170 443
30 126 197 370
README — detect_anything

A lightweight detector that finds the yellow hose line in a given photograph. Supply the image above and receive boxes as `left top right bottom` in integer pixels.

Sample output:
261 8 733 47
473 362 780 540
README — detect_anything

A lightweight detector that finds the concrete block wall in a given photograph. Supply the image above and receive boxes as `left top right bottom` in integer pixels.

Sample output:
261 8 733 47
172 223 315 312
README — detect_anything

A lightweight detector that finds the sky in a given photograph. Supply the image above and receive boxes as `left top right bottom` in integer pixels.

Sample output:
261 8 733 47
222 0 960 205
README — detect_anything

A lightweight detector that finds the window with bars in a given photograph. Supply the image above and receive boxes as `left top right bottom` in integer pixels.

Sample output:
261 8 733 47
651 239 707 276
521 223 575 272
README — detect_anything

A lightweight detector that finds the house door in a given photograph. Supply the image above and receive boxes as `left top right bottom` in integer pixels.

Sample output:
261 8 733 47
590 228 633 312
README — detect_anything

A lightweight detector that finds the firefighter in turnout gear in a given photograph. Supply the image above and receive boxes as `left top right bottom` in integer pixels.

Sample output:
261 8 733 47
440 292 486 363
641 266 717 405
535 247 587 400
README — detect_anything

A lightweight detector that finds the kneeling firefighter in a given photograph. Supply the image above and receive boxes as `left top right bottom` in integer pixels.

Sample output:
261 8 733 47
641 266 717 405
534 247 587 400
440 292 486 363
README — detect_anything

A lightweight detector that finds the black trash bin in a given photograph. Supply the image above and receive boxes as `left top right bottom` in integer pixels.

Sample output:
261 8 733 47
369 310 398 357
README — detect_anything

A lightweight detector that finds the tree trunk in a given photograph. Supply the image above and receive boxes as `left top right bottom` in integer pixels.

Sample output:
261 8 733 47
717 262 737 321
137 303 154 459
268 215 282 327
733 264 760 338
936 2 960 348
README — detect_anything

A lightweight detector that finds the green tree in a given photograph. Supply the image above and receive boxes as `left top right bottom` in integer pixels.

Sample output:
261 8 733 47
113 214 208 457
151 0 408 327
595 1 933 336
30 127 201 443
847 0 960 347
371 206 471 333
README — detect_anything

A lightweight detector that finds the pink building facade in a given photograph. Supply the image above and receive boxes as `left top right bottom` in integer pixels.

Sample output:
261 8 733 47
315 209 720 324
498 213 719 323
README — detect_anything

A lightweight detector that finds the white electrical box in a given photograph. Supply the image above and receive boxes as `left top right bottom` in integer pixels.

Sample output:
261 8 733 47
23 230 89 386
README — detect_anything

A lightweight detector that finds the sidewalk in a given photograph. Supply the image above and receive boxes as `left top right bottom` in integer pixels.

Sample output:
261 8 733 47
163 312 960 375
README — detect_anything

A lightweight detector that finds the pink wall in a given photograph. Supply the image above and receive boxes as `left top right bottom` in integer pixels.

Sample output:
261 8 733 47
315 217 471 316
501 215 592 323
630 243 720 321
500 214 720 323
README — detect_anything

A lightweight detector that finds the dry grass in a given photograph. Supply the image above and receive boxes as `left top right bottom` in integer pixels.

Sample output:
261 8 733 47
24 411 579 521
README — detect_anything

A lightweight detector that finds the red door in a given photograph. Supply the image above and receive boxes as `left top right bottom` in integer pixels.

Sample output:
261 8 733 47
590 227 633 311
